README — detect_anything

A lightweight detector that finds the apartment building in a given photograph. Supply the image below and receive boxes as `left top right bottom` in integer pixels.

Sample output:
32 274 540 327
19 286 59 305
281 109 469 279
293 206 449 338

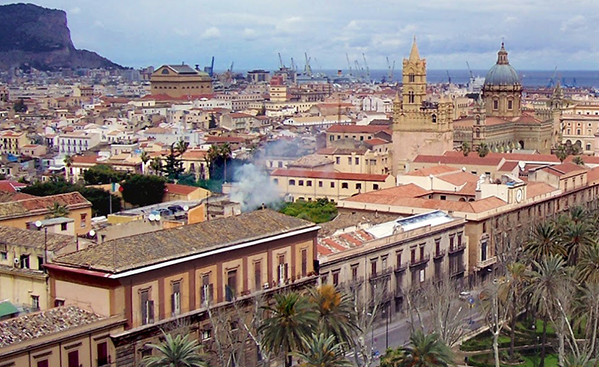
58 131 101 155
0 131 29 155
46 210 319 366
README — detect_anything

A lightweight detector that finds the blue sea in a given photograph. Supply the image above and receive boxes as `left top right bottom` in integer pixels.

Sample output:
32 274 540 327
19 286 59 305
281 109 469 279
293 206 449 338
318 69 599 88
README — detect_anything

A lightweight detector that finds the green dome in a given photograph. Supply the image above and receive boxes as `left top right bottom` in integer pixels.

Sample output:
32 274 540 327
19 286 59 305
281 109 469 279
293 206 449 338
484 43 520 87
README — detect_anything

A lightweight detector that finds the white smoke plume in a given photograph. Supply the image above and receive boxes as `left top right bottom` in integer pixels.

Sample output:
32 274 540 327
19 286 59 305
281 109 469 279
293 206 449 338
230 163 283 211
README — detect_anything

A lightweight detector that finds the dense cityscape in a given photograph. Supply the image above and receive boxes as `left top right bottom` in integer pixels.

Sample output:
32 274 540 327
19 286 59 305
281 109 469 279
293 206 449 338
1 2 599 367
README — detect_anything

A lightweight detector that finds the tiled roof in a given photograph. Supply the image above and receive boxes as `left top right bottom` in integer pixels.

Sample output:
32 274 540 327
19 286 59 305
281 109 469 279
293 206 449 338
0 180 27 193
54 210 315 273
0 192 91 221
71 156 99 164
0 225 82 252
204 136 245 143
165 183 200 195
526 182 558 198
0 191 36 203
271 168 390 182
0 306 102 348
407 165 458 177
588 166 599 184
327 124 391 134
540 162 587 177
413 154 504 166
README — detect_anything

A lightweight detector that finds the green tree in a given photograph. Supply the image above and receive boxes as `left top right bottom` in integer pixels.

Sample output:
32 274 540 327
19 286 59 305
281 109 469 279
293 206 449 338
150 157 163 175
46 202 69 218
121 174 166 207
161 141 187 180
476 142 490 158
576 242 599 284
13 98 27 113
292 333 351 367
381 347 408 367
259 292 319 367
308 285 359 348
78 186 122 216
503 262 532 362
460 142 471 157
280 199 338 223
555 144 569 163
83 164 126 185
561 221 594 266
143 333 207 367
399 330 454 367
572 156 585 166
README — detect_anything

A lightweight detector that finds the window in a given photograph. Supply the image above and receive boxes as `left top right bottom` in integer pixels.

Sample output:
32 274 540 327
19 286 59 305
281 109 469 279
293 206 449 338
410 248 416 263
440 195 447 200
371 260 377 276
408 91 415 103
171 281 181 316
330 182 335 188
341 182 348 189
493 100 498 110
355 157 359 165
0 251 6 260
226 269 237 301
277 255 288 285
419 269 425 283
356 183 362 190
409 73 415 83
31 295 39 310
68 350 79 367
351 264 358 281
289 179 296 186
508 100 513 110
97 341 109 366
481 240 488 261
301 249 308 277
332 271 340 286
587 144 592 151
318 181 323 187
307 180 312 187
298 180 304 186
348 157 352 165
140 289 154 325
373 184 379 190
80 213 87 228
54 298 65 307
254 261 262 290
37 360 49 367
201 329 212 340
201 274 213 305
273 178 278 185
20 254 30 269
278 161 283 168
336 157 340 164
61 222 68 231
38 256 44 270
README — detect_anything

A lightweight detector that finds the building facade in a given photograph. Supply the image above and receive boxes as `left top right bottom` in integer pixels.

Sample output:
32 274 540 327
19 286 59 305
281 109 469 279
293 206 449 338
150 65 213 98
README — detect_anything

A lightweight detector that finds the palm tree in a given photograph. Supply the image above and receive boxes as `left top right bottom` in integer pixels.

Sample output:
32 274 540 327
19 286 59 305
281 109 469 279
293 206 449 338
259 292 318 367
150 157 163 176
140 151 150 174
460 142 471 157
561 221 594 266
381 347 408 367
563 354 597 367
308 284 359 348
64 155 74 182
476 142 490 158
220 143 232 182
577 242 599 284
527 255 572 367
572 156 585 166
555 144 569 163
292 333 351 367
175 139 189 156
399 330 454 367
143 333 207 367
46 202 70 218
524 221 566 263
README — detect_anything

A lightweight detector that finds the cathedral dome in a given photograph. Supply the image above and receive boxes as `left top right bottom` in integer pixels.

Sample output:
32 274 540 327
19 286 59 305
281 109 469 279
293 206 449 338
483 43 520 87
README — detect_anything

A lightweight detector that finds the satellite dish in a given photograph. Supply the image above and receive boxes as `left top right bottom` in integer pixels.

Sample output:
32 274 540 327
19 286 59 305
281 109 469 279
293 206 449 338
35 220 42 228
89 230 96 237
149 214 156 221
183 205 189 211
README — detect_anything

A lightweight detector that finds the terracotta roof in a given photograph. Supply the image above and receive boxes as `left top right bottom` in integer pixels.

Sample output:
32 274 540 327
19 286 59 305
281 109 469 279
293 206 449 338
588 166 599 184
204 136 245 143
526 181 558 198
364 184 430 198
0 225 81 252
438 172 480 186
0 306 102 348
165 183 200 195
317 244 333 255
271 168 390 182
71 156 99 164
365 138 391 146
498 161 520 172
0 192 91 221
413 154 504 166
327 124 391 134
407 165 459 177
0 191 35 202
540 162 586 177
443 151 560 163
0 180 27 193
181 150 208 160
54 210 315 273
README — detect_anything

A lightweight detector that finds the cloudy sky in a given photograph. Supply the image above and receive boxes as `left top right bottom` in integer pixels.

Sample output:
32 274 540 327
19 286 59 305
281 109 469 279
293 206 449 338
3 0 599 71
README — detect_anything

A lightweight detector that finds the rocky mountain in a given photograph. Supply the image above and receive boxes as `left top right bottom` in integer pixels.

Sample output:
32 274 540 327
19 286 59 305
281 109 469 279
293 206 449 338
0 3 121 71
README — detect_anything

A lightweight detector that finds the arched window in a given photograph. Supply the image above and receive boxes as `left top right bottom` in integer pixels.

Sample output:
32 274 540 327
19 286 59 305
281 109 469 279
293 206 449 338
408 91 415 104
476 115 481 125
476 128 481 138
508 100 513 110
161 69 169 74
432 114 437 123
409 73 415 83
493 99 499 110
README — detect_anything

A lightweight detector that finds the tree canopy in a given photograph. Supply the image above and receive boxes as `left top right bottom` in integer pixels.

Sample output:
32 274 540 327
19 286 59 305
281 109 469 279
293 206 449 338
120 174 166 207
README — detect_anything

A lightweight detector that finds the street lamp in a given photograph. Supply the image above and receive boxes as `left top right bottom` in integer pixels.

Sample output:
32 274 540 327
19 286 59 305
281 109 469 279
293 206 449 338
382 304 389 350
35 220 47 272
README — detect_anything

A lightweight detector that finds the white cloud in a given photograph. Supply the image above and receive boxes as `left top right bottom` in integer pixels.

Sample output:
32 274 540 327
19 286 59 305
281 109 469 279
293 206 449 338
69 7 80 14
201 26 221 39
242 28 258 40
560 15 587 32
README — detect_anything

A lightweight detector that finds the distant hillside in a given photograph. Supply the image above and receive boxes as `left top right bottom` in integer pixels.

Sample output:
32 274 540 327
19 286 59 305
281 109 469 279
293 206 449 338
0 3 121 71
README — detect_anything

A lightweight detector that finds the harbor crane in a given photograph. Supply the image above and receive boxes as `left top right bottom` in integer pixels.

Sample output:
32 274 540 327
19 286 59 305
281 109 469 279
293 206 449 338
290 57 297 72
386 57 395 82
362 53 370 82
278 53 285 69
346 53 353 76
446 70 452 84
304 52 313 77
547 66 558 88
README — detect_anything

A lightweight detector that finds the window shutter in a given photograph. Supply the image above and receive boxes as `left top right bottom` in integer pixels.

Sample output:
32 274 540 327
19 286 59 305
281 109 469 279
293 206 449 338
284 263 289 281
171 294 175 316
209 284 214 302
148 300 154 323
141 300 147 325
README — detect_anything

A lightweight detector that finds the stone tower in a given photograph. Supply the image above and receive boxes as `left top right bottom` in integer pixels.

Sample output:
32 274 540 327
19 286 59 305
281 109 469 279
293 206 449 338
482 43 522 118
392 37 454 175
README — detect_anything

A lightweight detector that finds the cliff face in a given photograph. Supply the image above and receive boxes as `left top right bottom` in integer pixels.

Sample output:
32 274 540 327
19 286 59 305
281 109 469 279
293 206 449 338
0 3 121 70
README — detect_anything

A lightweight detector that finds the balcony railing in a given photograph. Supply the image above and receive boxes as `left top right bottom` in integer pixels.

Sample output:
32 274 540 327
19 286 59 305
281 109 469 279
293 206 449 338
434 250 445 260
450 266 466 277
409 254 430 268
477 256 497 269
449 243 466 254
394 262 407 273
369 267 392 281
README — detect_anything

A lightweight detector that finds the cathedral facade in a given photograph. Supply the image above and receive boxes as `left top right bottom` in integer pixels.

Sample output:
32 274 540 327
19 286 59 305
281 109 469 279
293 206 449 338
392 39 454 175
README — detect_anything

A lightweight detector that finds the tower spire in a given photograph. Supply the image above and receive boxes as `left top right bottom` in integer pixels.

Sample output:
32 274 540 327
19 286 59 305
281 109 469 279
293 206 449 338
497 42 509 65
409 35 420 61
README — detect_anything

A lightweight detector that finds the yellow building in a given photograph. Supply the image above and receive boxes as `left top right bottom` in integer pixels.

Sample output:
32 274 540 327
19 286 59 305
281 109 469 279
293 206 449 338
392 38 454 175
270 168 395 202
0 130 30 155
0 192 93 236
150 64 213 98
0 306 125 367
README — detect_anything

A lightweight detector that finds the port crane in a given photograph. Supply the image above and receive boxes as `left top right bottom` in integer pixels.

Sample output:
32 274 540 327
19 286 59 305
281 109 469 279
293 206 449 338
304 53 313 77
547 66 558 88
346 53 353 76
362 53 370 83
278 53 285 69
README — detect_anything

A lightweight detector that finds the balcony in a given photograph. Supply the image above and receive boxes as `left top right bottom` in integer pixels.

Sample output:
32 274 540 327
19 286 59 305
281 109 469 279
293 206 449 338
449 243 466 254
450 266 466 277
433 250 445 260
409 254 430 268
394 262 407 273
369 267 392 282
477 256 497 270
